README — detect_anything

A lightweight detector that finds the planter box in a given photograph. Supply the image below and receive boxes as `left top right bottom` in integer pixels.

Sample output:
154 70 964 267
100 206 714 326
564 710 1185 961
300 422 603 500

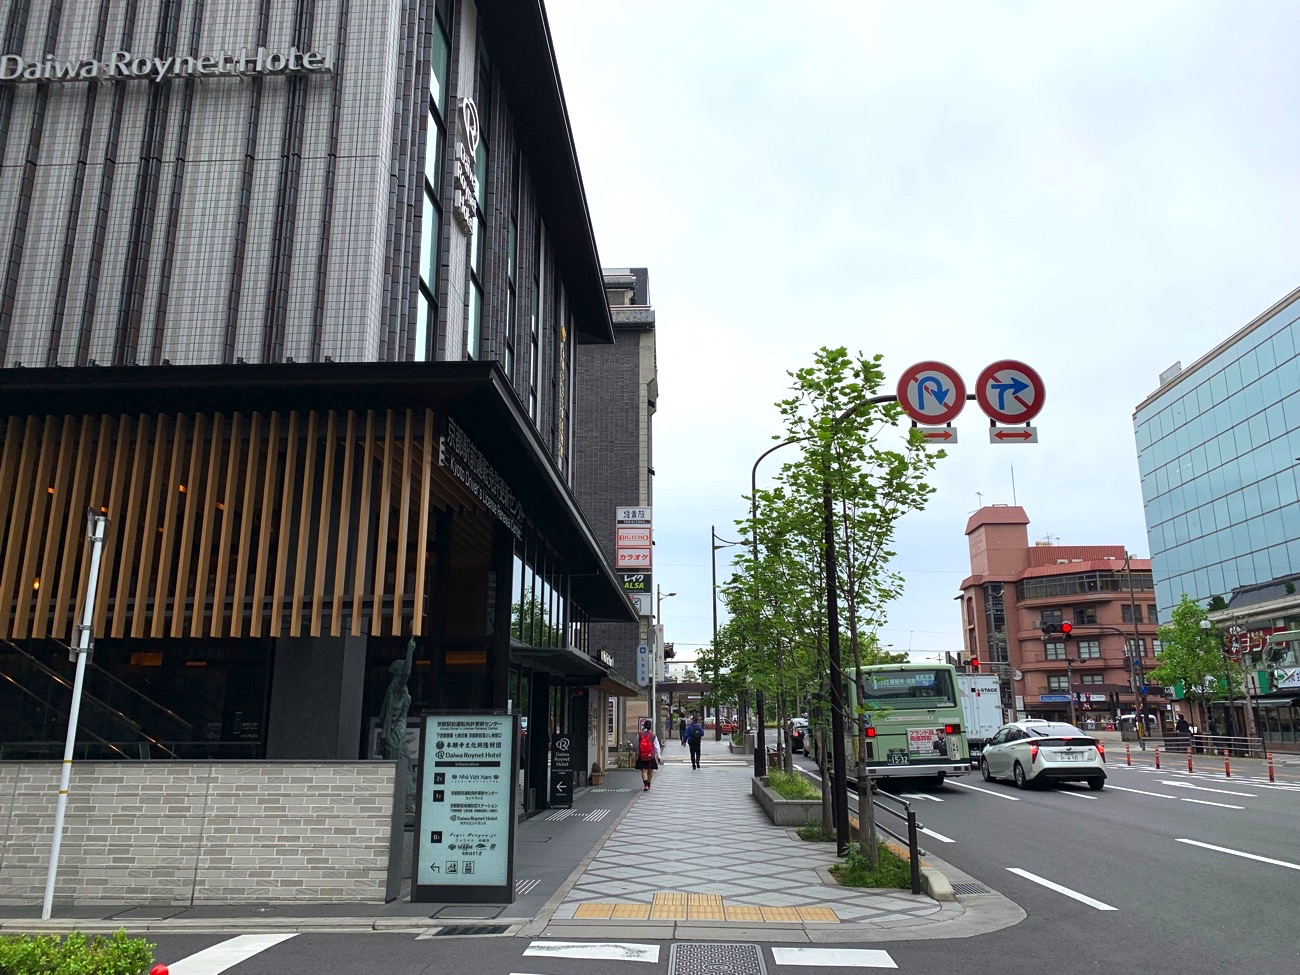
752 775 823 827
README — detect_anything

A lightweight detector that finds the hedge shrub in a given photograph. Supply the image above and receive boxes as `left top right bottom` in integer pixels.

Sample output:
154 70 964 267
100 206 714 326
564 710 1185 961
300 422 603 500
0 930 154 975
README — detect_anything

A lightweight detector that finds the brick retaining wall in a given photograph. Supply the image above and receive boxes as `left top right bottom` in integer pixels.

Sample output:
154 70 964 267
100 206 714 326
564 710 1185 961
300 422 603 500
0 762 400 905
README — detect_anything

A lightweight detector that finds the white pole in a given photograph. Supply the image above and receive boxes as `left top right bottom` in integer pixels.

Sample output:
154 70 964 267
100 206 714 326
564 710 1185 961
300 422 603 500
41 509 108 920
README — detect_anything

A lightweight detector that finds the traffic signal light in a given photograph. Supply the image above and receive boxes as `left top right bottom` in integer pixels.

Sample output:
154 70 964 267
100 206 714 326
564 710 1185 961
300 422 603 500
1040 620 1073 638
969 657 980 672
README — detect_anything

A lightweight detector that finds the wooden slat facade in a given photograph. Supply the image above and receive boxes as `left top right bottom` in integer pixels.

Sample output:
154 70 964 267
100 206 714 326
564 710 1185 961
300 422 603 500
0 410 470 641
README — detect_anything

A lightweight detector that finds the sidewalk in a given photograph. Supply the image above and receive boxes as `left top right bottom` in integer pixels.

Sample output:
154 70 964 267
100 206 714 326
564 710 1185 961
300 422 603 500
0 737 1022 942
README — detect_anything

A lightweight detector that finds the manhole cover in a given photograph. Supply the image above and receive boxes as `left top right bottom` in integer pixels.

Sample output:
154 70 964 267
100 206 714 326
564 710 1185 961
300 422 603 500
431 924 511 936
670 943 766 975
952 882 993 895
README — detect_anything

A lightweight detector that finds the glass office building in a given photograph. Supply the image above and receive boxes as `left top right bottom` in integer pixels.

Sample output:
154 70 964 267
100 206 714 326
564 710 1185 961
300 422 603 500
1134 286 1300 619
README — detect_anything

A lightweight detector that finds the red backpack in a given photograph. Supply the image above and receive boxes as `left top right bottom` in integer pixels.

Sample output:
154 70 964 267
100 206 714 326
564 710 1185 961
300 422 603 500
638 731 655 761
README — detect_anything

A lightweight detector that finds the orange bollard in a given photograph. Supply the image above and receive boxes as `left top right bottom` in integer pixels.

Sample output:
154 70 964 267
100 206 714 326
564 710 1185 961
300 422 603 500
1225 756 1231 778
1269 752 1276 783
1126 743 1131 766
1187 747 1193 773
1154 745 1160 769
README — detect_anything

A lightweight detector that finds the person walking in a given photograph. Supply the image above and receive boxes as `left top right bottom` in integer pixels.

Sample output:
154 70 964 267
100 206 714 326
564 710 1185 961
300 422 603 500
687 714 704 769
636 719 662 791
679 713 689 748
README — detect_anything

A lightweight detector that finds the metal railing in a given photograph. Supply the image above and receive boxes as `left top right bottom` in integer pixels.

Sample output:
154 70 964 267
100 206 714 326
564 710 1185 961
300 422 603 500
1158 734 1266 758
865 788 926 895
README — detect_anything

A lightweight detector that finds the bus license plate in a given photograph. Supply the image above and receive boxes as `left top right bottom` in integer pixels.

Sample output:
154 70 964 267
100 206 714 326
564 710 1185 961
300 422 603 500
887 752 910 766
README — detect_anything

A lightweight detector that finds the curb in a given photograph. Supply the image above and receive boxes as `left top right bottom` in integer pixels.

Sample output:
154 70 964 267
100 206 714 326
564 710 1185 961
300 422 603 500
921 867 954 902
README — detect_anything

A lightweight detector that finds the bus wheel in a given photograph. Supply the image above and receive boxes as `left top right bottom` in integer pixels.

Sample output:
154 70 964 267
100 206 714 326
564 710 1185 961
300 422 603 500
932 772 946 787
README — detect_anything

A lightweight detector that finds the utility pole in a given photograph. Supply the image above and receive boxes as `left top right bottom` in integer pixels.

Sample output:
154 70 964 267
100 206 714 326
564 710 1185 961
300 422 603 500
1067 656 1077 727
711 527 744 741
1124 551 1149 733
654 585 676 741
42 510 108 920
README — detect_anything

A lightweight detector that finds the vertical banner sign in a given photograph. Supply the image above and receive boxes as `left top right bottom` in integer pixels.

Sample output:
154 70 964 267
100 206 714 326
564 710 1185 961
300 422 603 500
615 506 652 571
621 572 652 617
550 733 574 807
413 713 518 904
636 644 650 687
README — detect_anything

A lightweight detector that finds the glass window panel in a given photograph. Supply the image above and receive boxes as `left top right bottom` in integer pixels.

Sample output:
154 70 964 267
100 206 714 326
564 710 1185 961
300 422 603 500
1256 338 1277 371
475 141 488 211
425 124 443 195
430 24 450 117
421 189 435 289
467 282 483 360
1273 327 1295 362
415 290 430 361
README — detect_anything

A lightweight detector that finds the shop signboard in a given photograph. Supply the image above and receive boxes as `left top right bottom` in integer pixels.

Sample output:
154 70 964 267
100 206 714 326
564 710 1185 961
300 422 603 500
413 712 517 903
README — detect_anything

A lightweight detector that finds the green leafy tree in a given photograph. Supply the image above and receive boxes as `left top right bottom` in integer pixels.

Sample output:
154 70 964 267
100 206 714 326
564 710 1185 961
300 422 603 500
1147 594 1238 728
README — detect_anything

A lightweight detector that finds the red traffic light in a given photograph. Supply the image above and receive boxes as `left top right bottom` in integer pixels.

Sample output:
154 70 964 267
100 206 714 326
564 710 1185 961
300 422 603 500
1060 622 1073 635
969 657 980 670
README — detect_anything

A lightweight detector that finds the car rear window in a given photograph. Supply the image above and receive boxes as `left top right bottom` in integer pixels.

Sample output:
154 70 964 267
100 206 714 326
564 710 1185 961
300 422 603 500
1026 723 1086 738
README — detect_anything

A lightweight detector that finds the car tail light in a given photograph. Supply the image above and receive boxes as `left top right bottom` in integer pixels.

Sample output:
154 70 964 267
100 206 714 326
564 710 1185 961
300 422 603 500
1030 743 1039 763
1095 742 1106 762
866 727 876 738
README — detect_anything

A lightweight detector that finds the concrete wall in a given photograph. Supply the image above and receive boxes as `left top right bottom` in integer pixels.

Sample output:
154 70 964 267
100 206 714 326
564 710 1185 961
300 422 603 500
0 761 399 905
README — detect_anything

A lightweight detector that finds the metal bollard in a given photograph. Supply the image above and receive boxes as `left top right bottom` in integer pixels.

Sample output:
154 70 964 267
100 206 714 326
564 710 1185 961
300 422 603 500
1187 747 1193 773
1225 756 1231 778
1268 752 1276 783
1154 745 1160 769
1126 743 1131 766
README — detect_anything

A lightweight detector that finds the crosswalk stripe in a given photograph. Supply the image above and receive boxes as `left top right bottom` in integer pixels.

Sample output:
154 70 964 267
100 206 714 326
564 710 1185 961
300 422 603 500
169 934 298 975
524 941 660 963
771 947 898 968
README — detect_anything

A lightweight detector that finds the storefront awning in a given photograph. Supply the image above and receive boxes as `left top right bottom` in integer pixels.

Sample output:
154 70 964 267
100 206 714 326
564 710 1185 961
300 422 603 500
1254 697 1300 708
0 361 637 623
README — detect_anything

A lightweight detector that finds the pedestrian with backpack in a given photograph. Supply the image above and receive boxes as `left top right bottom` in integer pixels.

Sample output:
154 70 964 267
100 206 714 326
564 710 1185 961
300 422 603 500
687 714 704 769
635 719 662 791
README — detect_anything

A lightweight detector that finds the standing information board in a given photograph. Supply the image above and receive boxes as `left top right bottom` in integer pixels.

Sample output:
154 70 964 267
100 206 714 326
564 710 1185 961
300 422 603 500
412 712 518 903
550 733 574 807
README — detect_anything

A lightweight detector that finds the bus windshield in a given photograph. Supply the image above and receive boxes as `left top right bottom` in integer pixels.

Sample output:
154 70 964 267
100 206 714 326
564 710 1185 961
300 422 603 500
859 669 956 710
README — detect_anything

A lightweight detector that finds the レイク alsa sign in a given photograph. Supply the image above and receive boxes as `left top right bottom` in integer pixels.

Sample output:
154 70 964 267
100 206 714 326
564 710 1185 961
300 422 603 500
0 46 334 84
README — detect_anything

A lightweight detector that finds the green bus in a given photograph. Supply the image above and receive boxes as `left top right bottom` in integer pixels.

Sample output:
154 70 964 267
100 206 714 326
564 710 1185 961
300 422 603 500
846 661 973 784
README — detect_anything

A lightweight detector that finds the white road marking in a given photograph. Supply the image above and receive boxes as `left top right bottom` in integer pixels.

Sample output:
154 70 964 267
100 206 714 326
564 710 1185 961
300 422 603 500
524 941 660 963
1005 868 1117 911
919 826 956 843
949 780 1021 800
771 947 898 968
1051 789 1097 800
1105 784 1244 809
1176 839 1300 871
169 935 298 975
1159 780 1257 798
899 793 944 802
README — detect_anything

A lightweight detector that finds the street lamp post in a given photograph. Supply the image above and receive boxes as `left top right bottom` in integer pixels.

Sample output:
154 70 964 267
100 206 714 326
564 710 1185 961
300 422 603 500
711 527 744 741
654 585 676 740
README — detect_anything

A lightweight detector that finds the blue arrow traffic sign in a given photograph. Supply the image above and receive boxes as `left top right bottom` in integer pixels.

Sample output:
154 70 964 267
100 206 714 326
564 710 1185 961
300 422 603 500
975 360 1045 424
897 361 966 425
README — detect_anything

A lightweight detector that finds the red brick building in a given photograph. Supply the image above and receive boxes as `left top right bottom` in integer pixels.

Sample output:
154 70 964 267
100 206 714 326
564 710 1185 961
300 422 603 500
958 506 1165 726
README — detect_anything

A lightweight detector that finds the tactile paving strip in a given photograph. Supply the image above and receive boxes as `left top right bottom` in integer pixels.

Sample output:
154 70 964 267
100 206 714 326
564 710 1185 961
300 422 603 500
670 942 766 975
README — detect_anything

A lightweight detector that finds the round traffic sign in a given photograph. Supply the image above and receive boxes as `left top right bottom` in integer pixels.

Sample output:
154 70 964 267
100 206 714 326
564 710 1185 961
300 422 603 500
896 361 967 425
975 360 1045 424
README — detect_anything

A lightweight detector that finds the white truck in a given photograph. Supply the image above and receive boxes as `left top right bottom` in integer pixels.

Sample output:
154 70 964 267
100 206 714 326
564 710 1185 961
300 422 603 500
957 674 1002 756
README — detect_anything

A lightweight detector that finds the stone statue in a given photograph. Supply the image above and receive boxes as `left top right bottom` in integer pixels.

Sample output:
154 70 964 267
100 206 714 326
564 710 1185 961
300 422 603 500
381 638 416 763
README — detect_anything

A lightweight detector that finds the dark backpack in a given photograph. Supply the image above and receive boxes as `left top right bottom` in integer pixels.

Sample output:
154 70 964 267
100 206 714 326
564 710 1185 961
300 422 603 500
638 731 655 760
689 724 703 742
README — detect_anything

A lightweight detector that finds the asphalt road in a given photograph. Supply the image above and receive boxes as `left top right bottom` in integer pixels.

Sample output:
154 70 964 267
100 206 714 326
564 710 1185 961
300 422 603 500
140 756 1300 975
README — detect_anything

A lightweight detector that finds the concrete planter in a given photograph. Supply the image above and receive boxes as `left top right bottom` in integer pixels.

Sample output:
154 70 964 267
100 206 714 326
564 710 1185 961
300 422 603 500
752 775 823 827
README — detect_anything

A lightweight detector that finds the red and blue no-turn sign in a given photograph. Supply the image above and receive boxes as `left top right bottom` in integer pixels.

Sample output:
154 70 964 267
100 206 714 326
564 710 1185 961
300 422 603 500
975 360 1045 424
897 361 967 425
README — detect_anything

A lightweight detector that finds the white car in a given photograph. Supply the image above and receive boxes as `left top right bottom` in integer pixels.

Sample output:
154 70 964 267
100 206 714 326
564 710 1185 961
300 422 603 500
979 720 1107 791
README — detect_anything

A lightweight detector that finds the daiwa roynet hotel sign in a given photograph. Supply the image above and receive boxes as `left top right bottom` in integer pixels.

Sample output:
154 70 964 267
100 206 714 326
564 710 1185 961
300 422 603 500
0 46 333 84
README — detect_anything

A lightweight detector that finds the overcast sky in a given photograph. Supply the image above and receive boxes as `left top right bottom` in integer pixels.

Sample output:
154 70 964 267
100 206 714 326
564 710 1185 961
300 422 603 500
547 0 1300 662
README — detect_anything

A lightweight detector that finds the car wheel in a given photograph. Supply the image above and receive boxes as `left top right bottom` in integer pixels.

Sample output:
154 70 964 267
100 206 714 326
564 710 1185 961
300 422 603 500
980 758 993 781
1013 761 1030 789
1088 777 1105 791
